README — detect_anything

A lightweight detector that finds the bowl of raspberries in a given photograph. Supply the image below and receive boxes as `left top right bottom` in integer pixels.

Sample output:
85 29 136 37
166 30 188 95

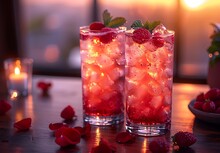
188 88 220 124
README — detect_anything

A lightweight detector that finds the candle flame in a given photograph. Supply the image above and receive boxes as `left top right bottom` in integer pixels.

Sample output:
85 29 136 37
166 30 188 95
14 67 20 75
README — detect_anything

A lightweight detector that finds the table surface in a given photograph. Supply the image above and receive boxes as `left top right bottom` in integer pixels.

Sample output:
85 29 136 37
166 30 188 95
0 75 219 153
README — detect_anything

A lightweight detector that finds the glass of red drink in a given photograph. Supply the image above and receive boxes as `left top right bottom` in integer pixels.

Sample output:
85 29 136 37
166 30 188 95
125 23 175 136
80 26 126 125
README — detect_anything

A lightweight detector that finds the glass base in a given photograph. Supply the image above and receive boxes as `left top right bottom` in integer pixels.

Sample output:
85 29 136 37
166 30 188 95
84 113 124 126
126 121 170 136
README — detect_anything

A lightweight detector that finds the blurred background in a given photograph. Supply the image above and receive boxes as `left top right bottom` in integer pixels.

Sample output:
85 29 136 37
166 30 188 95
1 0 219 84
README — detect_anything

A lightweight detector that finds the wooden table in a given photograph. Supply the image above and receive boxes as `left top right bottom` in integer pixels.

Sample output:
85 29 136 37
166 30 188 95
0 76 219 153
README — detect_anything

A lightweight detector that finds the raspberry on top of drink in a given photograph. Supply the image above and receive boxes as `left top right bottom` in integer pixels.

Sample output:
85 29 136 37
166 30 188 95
80 9 126 44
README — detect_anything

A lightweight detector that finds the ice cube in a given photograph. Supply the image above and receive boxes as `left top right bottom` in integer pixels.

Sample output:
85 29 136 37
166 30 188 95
147 80 162 96
88 82 101 96
127 67 146 82
108 67 124 81
96 54 114 69
97 73 114 89
149 96 163 109
152 24 169 35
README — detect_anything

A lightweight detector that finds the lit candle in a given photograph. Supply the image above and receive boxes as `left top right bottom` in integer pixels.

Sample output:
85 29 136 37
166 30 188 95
9 67 28 92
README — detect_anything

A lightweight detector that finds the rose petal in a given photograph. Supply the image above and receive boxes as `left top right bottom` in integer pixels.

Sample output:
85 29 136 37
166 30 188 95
14 118 32 131
0 100 11 115
60 105 75 120
49 122 68 131
55 127 81 147
116 132 135 143
91 138 116 153
37 81 52 95
74 123 91 137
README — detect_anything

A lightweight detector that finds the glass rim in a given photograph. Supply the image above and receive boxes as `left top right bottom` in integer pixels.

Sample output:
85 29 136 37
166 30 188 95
126 28 175 37
4 58 34 65
80 26 127 36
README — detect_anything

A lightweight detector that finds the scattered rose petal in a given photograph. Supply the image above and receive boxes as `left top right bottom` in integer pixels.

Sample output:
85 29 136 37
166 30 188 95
55 127 81 147
0 100 11 115
74 123 91 137
49 122 68 131
116 132 135 143
37 81 52 95
14 118 32 131
91 138 116 153
60 105 76 120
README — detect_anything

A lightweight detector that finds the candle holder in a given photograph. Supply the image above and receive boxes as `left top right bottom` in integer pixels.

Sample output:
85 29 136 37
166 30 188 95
4 58 33 97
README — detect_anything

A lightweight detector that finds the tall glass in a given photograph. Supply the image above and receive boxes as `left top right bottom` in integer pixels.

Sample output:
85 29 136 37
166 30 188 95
80 26 126 125
125 25 174 136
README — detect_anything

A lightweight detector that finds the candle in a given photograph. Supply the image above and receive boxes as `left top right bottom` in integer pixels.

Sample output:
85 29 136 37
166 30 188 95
9 67 28 92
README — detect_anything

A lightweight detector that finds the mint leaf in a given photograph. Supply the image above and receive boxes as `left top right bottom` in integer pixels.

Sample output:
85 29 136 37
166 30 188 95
144 21 161 32
107 17 126 28
103 10 112 26
131 20 143 29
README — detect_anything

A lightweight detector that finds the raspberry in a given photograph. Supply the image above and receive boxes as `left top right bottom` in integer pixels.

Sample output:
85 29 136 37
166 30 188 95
202 101 216 112
99 27 116 44
152 36 164 48
149 138 170 153
173 131 197 148
195 93 205 102
89 22 105 30
132 28 151 44
193 101 204 110
204 88 219 101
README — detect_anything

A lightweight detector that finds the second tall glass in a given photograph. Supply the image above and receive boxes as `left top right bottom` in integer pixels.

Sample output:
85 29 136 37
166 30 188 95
125 25 175 136
80 26 126 125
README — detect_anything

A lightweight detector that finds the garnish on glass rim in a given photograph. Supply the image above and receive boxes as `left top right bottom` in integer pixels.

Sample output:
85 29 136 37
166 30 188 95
88 10 126 44
131 20 161 33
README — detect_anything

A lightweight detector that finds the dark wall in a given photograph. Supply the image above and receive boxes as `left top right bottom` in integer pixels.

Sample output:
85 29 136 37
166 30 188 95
0 0 19 94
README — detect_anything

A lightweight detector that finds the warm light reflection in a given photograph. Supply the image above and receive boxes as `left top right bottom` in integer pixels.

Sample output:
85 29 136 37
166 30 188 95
15 110 24 121
142 138 148 153
10 91 18 99
25 95 34 119
183 0 206 8
95 127 101 146
14 67 20 75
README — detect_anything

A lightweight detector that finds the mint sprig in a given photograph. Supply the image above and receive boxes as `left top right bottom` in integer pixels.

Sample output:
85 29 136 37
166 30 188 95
131 20 161 33
102 10 126 28
208 23 220 66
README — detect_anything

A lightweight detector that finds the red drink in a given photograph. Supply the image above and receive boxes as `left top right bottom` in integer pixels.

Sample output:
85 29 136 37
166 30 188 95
125 24 174 136
80 26 126 125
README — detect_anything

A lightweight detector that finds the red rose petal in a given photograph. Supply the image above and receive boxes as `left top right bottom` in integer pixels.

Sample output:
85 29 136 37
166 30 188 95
0 100 11 115
37 81 52 95
55 127 81 147
91 138 116 153
116 132 135 143
74 123 91 137
49 122 68 131
60 105 75 120
14 118 32 131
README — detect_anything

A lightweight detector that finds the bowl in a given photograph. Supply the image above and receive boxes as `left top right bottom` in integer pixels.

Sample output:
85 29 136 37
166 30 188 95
188 100 220 125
